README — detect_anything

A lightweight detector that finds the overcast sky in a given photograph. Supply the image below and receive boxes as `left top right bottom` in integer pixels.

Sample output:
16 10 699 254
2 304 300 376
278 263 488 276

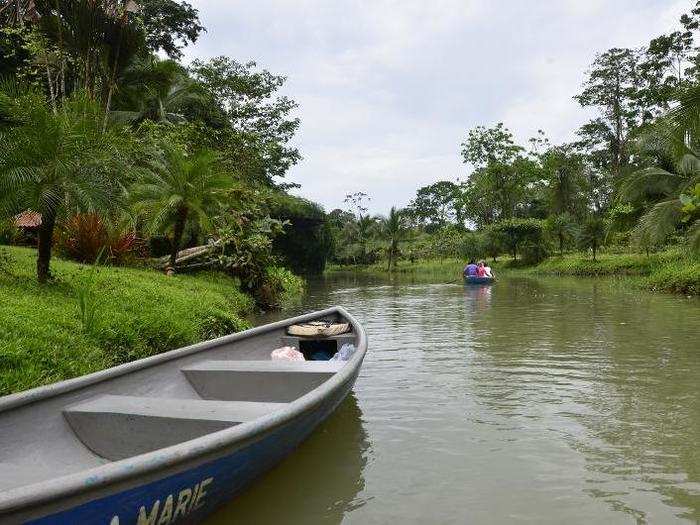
185 0 687 214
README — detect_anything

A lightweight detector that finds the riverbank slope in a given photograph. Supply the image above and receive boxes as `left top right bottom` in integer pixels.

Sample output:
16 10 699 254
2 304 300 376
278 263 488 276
0 246 301 395
328 249 700 295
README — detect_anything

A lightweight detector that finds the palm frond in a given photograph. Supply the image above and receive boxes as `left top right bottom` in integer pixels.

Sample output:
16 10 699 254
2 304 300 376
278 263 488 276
631 199 683 246
620 167 688 201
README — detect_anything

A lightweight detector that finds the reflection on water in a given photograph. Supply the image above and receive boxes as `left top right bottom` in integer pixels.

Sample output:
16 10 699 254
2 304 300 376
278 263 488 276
208 395 370 524
210 274 700 524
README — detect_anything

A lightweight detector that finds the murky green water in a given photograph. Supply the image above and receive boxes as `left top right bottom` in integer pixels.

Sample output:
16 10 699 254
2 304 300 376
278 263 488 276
209 274 700 524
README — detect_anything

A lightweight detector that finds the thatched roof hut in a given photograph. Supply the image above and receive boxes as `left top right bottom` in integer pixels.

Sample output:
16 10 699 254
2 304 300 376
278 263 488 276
14 210 42 229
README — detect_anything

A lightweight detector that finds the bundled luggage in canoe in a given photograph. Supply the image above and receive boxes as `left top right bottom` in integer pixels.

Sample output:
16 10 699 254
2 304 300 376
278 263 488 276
0 307 367 525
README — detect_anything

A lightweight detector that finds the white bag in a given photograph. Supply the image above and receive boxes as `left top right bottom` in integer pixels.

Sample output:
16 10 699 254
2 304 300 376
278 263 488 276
271 346 305 361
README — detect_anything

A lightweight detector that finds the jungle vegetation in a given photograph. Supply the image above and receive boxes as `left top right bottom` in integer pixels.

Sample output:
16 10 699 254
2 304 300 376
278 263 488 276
0 0 329 309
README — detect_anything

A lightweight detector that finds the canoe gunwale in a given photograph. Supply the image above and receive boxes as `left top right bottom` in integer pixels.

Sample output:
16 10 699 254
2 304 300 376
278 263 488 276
0 305 367 514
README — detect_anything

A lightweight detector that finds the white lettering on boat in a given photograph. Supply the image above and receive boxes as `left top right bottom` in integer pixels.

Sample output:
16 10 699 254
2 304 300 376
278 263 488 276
107 476 215 525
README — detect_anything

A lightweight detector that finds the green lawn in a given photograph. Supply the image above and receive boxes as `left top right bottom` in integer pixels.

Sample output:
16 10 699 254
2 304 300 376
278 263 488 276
0 246 255 395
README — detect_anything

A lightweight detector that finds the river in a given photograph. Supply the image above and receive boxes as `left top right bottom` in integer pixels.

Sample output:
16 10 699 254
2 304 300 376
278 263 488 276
208 273 700 524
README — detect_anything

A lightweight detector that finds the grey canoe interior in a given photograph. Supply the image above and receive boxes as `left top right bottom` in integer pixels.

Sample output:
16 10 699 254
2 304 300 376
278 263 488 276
0 307 365 507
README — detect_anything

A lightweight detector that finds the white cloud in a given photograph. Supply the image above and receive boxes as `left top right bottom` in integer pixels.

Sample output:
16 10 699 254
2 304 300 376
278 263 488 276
187 0 690 214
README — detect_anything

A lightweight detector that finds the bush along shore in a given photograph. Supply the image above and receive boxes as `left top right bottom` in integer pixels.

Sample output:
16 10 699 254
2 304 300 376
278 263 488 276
327 248 700 296
0 246 304 396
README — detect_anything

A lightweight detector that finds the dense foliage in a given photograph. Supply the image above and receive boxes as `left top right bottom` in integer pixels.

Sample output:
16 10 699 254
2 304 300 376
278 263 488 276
0 0 312 308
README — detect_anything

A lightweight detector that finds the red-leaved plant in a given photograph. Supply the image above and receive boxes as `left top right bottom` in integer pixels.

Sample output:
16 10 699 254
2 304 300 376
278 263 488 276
57 214 145 264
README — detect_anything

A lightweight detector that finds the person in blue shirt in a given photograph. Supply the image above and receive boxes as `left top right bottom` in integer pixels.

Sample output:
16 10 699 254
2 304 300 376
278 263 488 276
463 260 478 277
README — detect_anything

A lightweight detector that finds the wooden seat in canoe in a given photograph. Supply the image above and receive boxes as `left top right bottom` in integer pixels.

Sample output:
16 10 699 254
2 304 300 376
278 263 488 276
64 395 288 461
181 360 345 403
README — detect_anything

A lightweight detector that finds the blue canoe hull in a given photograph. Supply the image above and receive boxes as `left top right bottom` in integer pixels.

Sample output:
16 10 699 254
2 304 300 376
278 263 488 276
463 276 494 285
27 374 357 525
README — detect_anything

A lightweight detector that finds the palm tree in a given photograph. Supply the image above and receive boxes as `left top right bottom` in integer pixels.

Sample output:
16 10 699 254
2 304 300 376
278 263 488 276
356 215 377 264
621 85 700 250
546 213 577 256
129 146 232 270
379 206 405 271
578 216 606 261
115 58 204 124
542 147 583 216
0 84 121 282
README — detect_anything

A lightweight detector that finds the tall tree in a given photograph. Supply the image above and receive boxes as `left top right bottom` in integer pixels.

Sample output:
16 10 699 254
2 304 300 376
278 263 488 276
189 57 301 186
460 123 538 225
575 48 643 179
461 122 523 167
137 0 204 59
407 181 461 230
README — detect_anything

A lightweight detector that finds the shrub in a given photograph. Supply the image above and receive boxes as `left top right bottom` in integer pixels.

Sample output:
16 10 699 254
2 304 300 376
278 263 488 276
493 218 548 262
57 214 145 265
258 266 305 309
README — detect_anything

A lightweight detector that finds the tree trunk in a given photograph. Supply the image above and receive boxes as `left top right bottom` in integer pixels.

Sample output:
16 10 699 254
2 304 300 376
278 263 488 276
103 83 114 132
613 72 622 178
592 241 597 262
103 19 125 132
168 208 189 270
45 63 57 113
37 212 56 283
559 233 564 257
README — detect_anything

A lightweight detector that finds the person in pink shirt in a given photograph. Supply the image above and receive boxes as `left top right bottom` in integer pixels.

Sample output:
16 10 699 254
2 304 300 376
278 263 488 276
477 261 487 277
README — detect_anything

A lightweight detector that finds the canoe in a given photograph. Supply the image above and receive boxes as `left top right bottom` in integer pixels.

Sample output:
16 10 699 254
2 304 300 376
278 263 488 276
463 276 495 285
0 306 367 524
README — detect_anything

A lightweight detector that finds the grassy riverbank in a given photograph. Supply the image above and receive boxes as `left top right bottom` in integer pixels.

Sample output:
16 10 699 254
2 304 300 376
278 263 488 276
328 249 700 295
532 249 700 295
0 246 302 395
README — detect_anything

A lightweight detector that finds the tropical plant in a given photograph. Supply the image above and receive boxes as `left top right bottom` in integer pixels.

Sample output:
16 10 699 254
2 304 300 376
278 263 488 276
621 85 700 251
57 212 143 264
541 147 585 216
0 84 123 282
74 249 105 333
379 206 406 271
115 57 204 124
578 216 606 261
36 0 144 106
129 146 232 270
546 213 578 256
